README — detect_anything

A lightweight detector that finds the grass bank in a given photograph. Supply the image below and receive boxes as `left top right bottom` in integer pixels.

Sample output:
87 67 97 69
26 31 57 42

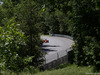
35 64 93 75
1 64 96 75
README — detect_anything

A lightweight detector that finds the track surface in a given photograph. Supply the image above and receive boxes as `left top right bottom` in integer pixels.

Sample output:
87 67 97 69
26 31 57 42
41 35 74 63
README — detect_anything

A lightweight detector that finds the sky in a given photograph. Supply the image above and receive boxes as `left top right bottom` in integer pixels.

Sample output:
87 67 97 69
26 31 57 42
0 1 3 6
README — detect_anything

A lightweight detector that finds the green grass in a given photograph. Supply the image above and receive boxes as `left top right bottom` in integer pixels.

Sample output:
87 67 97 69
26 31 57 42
39 33 50 36
1 64 96 75
35 64 93 75
42 34 50 36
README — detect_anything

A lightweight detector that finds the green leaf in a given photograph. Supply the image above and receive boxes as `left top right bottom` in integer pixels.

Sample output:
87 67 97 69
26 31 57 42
43 8 45 11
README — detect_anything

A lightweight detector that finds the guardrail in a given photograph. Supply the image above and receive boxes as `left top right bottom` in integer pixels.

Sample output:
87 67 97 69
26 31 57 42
42 34 74 70
43 48 73 70
49 33 73 40
45 47 72 64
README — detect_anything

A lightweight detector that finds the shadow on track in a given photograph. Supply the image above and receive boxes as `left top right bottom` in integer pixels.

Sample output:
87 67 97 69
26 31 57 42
42 45 60 47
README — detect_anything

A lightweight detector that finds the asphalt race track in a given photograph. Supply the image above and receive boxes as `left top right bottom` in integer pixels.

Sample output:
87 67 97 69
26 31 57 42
41 35 74 64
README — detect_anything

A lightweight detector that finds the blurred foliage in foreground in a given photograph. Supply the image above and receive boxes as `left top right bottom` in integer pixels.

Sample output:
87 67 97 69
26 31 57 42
0 0 100 73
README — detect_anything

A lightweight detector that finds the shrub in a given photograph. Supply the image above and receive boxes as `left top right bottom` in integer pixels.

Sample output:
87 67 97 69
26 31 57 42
73 36 100 71
0 19 34 72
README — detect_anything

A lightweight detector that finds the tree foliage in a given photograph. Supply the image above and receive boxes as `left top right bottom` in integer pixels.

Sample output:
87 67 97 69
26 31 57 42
0 0 100 72
0 19 29 72
15 0 43 67
0 0 44 72
70 0 100 71
44 0 100 71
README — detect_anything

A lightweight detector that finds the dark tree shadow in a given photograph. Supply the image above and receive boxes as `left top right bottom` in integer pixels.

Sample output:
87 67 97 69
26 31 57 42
41 45 60 54
42 45 60 47
42 48 57 52
41 48 57 54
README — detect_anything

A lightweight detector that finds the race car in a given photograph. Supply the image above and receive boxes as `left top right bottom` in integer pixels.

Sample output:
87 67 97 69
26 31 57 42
44 39 49 43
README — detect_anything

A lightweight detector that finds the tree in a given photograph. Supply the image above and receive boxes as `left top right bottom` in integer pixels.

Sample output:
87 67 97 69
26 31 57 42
70 0 100 71
0 0 44 72
45 0 100 71
15 0 43 67
0 19 29 72
41 0 71 35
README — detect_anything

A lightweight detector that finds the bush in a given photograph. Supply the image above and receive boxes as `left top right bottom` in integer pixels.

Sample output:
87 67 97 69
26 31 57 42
73 36 100 71
0 19 34 72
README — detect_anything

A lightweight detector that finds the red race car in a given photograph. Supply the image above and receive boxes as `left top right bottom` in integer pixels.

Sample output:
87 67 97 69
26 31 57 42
44 39 49 43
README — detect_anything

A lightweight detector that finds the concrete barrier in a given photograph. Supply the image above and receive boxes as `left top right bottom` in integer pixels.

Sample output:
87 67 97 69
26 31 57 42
44 52 68 70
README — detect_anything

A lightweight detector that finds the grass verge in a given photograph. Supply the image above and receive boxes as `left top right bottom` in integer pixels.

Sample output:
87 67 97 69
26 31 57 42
1 64 97 75
35 64 93 75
